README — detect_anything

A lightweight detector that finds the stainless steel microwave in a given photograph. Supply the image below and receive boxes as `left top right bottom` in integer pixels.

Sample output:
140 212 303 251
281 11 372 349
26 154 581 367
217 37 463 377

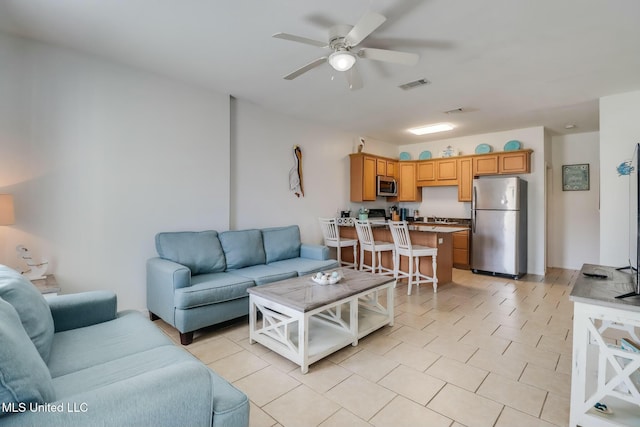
377 176 397 197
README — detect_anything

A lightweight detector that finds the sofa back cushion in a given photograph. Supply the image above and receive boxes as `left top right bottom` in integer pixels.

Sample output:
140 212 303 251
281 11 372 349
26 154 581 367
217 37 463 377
262 226 301 263
0 265 54 364
219 229 265 270
155 231 226 275
0 298 56 413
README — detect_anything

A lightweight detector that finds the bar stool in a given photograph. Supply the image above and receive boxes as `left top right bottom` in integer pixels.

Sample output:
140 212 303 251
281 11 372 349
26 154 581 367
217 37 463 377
389 221 438 295
354 219 396 276
318 217 358 269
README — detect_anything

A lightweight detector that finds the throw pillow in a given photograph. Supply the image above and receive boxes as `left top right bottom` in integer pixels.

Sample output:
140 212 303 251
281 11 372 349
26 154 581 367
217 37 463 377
0 265 54 364
219 229 266 270
0 298 56 415
262 226 301 263
155 231 226 275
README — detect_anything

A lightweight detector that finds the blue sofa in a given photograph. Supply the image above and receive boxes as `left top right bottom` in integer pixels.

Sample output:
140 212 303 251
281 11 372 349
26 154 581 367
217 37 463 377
147 225 338 345
0 265 249 427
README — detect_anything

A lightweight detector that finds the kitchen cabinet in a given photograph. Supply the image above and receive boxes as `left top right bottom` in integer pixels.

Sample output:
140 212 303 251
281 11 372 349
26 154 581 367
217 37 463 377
499 150 531 174
396 162 422 202
350 154 377 202
458 157 473 202
417 159 457 186
453 229 470 269
377 158 397 178
417 161 435 182
473 150 532 176
473 155 499 176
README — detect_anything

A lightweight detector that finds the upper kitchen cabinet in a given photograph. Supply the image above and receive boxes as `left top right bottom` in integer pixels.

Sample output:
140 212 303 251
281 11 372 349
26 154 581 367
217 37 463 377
350 153 377 202
396 162 422 202
377 158 397 178
499 150 532 174
416 158 457 186
458 157 473 201
473 149 532 176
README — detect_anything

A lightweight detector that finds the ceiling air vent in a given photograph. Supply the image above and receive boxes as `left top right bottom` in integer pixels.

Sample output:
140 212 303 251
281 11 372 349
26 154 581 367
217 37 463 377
398 78 430 90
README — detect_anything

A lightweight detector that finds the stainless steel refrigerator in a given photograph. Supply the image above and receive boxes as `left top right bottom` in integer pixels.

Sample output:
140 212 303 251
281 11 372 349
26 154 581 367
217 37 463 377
471 176 527 279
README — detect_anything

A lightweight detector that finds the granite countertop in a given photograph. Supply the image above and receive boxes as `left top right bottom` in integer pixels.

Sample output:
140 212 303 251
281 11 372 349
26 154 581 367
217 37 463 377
570 264 640 312
338 218 469 233
408 225 469 233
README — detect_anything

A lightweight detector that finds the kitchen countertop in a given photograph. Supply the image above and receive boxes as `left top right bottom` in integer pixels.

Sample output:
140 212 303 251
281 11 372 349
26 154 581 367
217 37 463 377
338 219 468 233
408 225 469 233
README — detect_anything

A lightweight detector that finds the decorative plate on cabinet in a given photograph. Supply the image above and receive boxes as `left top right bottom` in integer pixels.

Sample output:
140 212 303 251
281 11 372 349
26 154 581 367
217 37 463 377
475 144 492 154
504 140 522 151
399 152 411 160
418 150 432 160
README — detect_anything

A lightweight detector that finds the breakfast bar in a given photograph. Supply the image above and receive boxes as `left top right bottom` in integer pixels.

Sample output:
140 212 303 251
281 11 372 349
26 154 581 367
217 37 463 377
339 222 465 285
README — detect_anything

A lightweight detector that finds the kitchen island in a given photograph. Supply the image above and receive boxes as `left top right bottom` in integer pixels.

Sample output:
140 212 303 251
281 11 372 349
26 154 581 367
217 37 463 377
339 222 467 285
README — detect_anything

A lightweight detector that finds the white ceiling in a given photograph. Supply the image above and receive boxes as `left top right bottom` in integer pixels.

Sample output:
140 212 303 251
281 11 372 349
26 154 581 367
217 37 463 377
1 0 639 145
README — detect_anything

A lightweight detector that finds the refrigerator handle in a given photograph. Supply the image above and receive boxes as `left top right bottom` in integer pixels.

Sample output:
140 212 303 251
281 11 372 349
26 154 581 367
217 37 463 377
471 185 477 234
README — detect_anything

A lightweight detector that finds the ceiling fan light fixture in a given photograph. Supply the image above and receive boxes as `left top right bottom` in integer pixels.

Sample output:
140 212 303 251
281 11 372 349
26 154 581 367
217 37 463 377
408 123 454 135
328 51 356 71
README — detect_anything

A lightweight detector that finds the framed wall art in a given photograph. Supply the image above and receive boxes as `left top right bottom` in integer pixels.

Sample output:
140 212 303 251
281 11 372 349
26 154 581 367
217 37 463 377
562 164 590 191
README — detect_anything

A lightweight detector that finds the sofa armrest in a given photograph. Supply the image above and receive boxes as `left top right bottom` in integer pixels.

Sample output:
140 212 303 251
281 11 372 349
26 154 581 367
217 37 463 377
0 361 222 427
300 244 330 260
146 257 191 324
47 291 117 333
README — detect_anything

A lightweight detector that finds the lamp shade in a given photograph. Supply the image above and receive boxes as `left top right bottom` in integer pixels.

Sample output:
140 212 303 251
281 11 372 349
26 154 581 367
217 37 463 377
328 51 356 72
0 194 15 225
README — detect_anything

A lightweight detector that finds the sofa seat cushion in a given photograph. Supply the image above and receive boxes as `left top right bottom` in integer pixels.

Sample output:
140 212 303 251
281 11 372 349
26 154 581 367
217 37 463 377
262 225 301 263
176 273 255 309
51 345 195 399
219 229 266 270
0 298 56 411
0 265 54 363
156 231 226 275
47 311 173 378
268 257 340 276
228 265 298 286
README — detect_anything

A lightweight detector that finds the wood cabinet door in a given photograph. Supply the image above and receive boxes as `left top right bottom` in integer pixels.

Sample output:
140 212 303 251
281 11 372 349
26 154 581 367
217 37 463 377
376 158 387 176
386 161 397 178
473 155 499 175
417 161 436 181
499 151 530 174
437 159 457 180
452 230 470 269
398 162 421 202
363 156 377 201
458 158 473 201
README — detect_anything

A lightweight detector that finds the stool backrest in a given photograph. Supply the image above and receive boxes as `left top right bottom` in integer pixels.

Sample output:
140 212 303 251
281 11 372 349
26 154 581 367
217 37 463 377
389 221 412 252
318 217 340 244
354 220 374 247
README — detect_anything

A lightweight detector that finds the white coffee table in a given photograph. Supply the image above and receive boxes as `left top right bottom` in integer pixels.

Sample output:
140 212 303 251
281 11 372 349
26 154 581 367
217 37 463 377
247 269 395 373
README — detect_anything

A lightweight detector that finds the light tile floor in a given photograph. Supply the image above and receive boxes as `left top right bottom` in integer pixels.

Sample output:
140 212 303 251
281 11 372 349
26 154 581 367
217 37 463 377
155 268 578 427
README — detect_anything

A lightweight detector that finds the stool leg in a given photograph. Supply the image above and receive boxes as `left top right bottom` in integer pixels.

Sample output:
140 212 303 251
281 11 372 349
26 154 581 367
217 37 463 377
352 244 357 269
337 246 342 266
407 255 414 295
432 254 438 293
359 247 364 271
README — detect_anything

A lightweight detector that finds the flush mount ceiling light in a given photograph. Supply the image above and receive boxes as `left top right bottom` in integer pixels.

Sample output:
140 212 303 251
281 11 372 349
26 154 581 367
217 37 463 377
328 50 356 71
408 123 454 136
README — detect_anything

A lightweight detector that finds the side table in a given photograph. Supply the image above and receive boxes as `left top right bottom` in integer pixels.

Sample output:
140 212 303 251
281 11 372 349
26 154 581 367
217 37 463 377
31 274 60 296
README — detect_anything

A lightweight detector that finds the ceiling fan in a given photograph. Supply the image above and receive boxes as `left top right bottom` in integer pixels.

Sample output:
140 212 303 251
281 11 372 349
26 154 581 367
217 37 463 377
273 10 419 90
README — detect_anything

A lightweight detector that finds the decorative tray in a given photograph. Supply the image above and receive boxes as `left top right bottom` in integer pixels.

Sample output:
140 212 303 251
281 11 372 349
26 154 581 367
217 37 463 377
311 270 344 285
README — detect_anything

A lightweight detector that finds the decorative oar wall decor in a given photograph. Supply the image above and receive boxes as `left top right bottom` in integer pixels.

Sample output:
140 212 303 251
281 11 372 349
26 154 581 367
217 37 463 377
289 145 304 197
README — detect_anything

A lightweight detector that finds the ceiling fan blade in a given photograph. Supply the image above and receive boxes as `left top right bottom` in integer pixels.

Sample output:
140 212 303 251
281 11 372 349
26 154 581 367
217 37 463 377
345 65 363 90
283 57 327 80
345 11 386 47
272 32 328 48
358 48 419 66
